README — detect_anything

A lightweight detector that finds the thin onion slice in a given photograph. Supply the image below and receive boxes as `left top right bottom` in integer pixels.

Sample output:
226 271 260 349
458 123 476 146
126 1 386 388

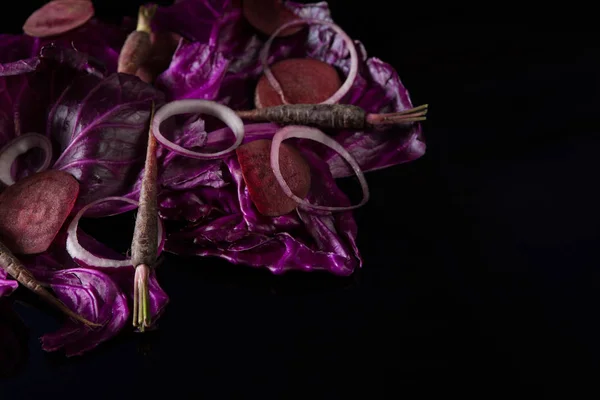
259 18 358 106
152 99 244 159
0 133 52 186
66 196 165 268
270 125 369 212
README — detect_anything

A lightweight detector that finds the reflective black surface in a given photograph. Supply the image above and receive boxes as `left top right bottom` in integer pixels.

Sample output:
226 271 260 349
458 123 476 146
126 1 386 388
2 1 600 398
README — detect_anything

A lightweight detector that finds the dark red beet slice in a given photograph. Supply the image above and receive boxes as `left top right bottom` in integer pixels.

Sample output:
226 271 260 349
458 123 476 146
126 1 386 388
23 0 94 38
242 0 303 37
0 170 79 254
236 139 311 216
255 58 342 108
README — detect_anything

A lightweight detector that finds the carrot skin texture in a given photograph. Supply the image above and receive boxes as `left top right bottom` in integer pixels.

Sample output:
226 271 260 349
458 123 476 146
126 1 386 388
118 31 152 75
130 105 158 331
130 120 158 268
237 104 429 129
0 240 100 327
238 104 366 130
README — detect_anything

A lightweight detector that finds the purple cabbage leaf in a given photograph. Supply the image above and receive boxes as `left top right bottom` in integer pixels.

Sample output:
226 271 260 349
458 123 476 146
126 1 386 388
1 18 126 74
15 228 168 356
0 38 165 216
152 0 237 44
161 144 361 276
49 72 164 216
0 269 18 297
153 0 425 177
31 266 130 357
0 41 169 355
155 40 229 102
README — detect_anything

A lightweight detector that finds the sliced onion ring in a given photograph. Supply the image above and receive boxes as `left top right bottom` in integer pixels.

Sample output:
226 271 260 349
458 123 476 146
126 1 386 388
152 99 244 159
270 126 369 212
260 18 359 106
66 196 165 268
0 133 52 186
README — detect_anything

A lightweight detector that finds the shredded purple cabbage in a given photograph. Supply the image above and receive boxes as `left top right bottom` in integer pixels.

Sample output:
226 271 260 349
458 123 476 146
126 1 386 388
155 0 425 177
161 145 361 276
0 38 168 356
0 0 425 355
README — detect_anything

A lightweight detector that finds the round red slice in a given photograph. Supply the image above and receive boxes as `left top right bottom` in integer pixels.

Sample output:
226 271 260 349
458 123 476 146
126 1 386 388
255 58 342 108
236 139 311 217
242 0 303 37
0 170 79 254
23 0 94 38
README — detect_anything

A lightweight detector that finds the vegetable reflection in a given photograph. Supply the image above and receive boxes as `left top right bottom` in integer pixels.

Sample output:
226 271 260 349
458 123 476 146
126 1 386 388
0 300 29 379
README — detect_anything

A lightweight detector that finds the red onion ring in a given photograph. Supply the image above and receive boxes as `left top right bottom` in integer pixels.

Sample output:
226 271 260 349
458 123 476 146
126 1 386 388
0 133 52 186
270 125 369 212
152 99 244 159
66 196 165 268
259 18 358 106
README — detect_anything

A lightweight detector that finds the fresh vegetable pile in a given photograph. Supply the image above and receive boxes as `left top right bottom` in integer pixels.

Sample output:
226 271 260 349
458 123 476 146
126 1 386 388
0 0 426 356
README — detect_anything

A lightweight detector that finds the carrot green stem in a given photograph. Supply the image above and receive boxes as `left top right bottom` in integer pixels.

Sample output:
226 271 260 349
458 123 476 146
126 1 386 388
137 4 157 34
134 264 151 331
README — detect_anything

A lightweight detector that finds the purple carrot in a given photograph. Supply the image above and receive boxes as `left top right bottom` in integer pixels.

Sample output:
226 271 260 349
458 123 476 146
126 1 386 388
118 4 156 75
236 103 428 130
130 102 159 332
0 240 100 327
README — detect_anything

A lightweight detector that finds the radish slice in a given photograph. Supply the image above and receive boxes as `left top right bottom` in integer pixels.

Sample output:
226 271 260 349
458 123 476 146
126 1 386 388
259 18 358 106
242 0 303 37
66 196 165 268
0 133 52 186
270 126 370 212
23 0 94 38
152 99 244 159
254 58 342 108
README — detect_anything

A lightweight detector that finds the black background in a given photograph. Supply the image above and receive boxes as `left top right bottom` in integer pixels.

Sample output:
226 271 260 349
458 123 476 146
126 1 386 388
2 1 599 398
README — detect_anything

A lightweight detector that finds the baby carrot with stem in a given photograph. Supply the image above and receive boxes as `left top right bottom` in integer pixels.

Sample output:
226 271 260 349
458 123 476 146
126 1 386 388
118 4 156 75
0 240 100 327
130 103 159 332
236 103 428 130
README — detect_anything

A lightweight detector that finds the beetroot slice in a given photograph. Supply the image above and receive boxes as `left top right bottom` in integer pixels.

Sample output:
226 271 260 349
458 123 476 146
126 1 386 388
0 170 79 254
23 0 94 38
236 139 311 217
255 58 343 108
242 0 303 37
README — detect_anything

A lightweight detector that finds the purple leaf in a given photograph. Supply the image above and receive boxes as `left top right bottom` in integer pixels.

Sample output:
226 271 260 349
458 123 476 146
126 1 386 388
156 41 229 101
0 19 125 74
153 0 236 45
0 38 165 217
19 229 169 355
155 1 425 175
0 268 18 298
32 267 129 357
163 148 361 276
50 72 164 216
